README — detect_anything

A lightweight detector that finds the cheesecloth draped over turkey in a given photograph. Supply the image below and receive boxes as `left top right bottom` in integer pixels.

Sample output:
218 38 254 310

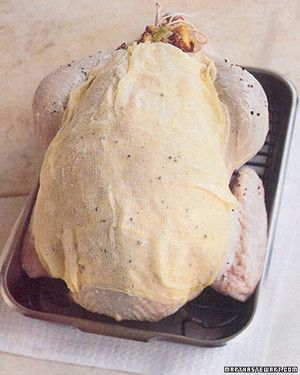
31 42 237 305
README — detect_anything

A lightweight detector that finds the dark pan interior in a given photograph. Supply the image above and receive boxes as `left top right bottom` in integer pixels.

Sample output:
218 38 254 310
2 69 296 346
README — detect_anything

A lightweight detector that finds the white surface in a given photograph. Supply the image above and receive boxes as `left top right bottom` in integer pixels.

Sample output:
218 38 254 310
0 353 133 375
0 109 299 374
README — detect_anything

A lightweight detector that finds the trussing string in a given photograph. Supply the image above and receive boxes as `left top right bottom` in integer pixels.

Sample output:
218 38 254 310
154 6 207 46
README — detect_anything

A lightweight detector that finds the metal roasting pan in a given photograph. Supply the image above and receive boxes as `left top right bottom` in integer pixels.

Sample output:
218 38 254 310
0 68 298 347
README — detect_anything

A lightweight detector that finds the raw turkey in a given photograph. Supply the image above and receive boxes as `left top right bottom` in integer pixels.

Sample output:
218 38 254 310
22 17 268 321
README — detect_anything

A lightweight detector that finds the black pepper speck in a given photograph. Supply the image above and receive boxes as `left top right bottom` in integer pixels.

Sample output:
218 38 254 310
79 265 85 272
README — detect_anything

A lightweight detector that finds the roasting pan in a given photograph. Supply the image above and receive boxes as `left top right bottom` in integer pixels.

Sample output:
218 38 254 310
0 68 297 347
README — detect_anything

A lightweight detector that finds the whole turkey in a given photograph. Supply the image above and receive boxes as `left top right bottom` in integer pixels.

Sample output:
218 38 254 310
22 13 268 321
